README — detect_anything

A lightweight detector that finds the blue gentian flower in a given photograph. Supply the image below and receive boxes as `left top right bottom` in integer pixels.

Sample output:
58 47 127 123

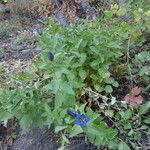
48 52 54 61
75 114 90 127
67 110 77 117
67 110 90 128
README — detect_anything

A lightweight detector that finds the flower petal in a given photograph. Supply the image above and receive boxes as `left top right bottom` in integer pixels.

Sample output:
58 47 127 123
67 110 77 117
48 52 54 61
134 96 144 105
75 120 87 127
124 94 131 103
131 87 141 96
85 116 90 122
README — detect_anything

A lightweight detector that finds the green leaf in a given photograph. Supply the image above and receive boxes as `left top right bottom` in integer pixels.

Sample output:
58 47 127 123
20 115 32 132
44 103 52 115
139 102 150 115
124 109 132 120
104 77 115 84
104 85 113 93
98 69 107 77
42 83 53 91
79 69 87 80
90 74 99 80
139 67 147 76
78 103 87 113
51 79 62 94
86 109 99 122
55 92 65 109
55 126 67 133
62 134 70 144
75 39 83 49
65 117 74 124
94 84 103 92
62 82 75 95
94 135 104 146
69 126 83 137
66 70 76 81
118 141 131 150
112 81 119 87
124 122 132 130
128 129 134 136
0 110 13 121
87 132 96 144
144 118 150 124
105 110 114 117
87 126 105 136
90 60 99 69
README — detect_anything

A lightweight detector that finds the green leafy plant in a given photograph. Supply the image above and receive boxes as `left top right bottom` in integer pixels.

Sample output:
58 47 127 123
111 101 150 150
0 3 149 150
132 51 150 82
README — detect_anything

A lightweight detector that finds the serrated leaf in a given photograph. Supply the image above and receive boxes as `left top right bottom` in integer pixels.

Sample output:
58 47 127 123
124 122 132 130
98 69 107 77
79 69 87 80
94 135 103 146
62 134 70 144
94 84 103 92
90 60 99 69
139 102 150 115
118 141 131 150
62 82 75 95
69 126 83 137
0 110 13 121
105 110 114 117
124 109 132 120
87 127 104 136
55 126 67 132
20 115 32 132
55 92 65 109
144 118 150 124
66 70 76 81
44 103 51 114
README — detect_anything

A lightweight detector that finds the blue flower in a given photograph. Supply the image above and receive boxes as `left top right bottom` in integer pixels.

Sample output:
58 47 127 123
67 110 77 117
67 110 90 128
48 52 54 61
75 114 90 127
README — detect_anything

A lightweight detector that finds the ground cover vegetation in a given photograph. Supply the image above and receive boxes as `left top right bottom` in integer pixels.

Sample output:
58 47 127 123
0 0 150 149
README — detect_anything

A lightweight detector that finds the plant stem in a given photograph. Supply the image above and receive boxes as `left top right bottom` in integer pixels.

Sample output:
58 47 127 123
127 36 133 89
